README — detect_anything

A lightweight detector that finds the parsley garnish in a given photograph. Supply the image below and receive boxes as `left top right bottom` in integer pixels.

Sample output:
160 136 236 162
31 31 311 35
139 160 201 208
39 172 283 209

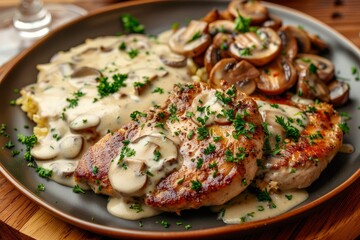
275 116 300 141
309 63 318 74
97 74 127 97
225 148 246 163
130 110 147 122
285 194 293 200
191 179 202 191
37 183 45 191
153 150 161 161
197 126 209 140
204 143 216 155
169 104 179 122
17 134 37 161
120 14 145 33
234 14 251 33
66 90 85 108
186 31 202 44
338 122 350 134
73 184 85 194
239 47 252 56
36 167 52 179
92 166 98 174
127 49 139 59
196 158 203 169
187 130 194 140
351 66 360 81
152 87 164 94
129 203 144 213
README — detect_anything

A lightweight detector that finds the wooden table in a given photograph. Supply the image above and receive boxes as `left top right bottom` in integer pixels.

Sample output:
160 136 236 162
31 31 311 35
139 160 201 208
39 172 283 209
1 0 359 239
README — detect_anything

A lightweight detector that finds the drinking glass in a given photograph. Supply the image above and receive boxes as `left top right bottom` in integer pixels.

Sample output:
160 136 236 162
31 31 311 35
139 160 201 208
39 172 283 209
0 0 87 66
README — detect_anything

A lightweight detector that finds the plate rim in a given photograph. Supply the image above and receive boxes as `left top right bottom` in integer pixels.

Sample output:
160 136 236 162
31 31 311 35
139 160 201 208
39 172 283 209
0 0 359 238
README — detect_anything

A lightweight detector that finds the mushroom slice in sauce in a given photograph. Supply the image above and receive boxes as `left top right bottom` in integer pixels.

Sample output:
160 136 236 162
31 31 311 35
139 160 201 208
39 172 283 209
297 68 330 102
229 27 282 66
159 52 187 68
31 143 59 160
209 58 259 95
283 26 311 53
294 54 334 83
262 14 282 31
70 114 101 131
277 26 298 61
306 32 329 53
208 20 236 35
257 56 297 95
328 80 350 106
71 47 98 62
109 159 147 195
70 67 102 79
168 20 211 57
59 135 83 159
228 0 269 25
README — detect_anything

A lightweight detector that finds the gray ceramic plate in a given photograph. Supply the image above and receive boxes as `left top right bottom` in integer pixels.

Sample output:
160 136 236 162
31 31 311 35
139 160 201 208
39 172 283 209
0 0 359 238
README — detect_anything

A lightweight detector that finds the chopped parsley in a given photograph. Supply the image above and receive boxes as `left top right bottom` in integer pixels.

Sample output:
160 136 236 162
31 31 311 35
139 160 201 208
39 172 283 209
225 147 246 163
203 143 216 155
160 220 170 228
92 166 99 174
213 136 222 142
309 63 318 74
190 179 202 191
37 183 45 192
187 130 194 140
197 126 209 140
130 110 147 122
169 104 179 122
97 74 128 98
36 167 52 179
118 42 126 50
184 224 192 230
239 47 252 56
285 194 293 200
234 14 251 33
120 14 145 34
152 87 164 94
338 122 350 134
17 134 38 161
256 188 276 208
66 90 85 108
127 48 139 59
4 140 14 149
129 203 144 213
196 158 203 169
351 66 360 81
186 30 202 44
154 122 165 129
153 150 161 161
275 116 300 141
73 185 85 194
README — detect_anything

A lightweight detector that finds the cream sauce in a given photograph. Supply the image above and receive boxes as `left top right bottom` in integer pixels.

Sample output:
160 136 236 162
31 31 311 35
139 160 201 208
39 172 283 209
24 34 190 187
107 196 161 220
211 189 309 224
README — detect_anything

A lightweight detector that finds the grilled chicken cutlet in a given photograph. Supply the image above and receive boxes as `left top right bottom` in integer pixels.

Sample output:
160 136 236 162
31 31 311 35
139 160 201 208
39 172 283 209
254 96 343 191
75 82 264 212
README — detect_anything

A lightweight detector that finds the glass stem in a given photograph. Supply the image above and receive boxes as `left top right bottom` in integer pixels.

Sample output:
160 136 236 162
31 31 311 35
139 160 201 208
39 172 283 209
13 0 52 39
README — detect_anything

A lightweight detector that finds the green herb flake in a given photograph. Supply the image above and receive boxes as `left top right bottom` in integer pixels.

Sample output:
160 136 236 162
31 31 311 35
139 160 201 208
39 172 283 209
186 30 202 44
120 14 145 34
184 224 192 230
234 14 251 33
339 122 350 134
190 179 202 191
152 87 164 94
36 167 52 179
285 194 293 200
196 158 203 169
129 203 144 213
73 184 85 194
204 143 216 155
37 183 45 191
97 74 128 98
153 150 161 161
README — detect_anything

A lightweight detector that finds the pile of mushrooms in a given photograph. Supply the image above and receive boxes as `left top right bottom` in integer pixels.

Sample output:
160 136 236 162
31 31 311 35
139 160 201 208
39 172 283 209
167 0 349 106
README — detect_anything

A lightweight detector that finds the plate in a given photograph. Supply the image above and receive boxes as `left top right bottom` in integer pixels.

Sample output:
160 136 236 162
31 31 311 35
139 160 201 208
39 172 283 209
0 0 359 238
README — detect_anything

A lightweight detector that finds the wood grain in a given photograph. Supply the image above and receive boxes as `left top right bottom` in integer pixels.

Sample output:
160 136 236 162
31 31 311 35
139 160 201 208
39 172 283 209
0 0 359 239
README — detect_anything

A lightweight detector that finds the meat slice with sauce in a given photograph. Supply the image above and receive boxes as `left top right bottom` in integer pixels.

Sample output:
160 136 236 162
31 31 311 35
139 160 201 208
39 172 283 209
74 82 264 212
253 95 343 191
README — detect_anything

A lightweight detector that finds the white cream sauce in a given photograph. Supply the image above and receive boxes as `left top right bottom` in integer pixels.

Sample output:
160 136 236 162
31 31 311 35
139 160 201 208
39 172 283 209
211 189 309 224
25 34 190 189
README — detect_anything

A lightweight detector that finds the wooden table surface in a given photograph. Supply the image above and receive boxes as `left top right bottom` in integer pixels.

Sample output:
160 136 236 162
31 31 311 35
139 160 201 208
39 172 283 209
1 0 359 239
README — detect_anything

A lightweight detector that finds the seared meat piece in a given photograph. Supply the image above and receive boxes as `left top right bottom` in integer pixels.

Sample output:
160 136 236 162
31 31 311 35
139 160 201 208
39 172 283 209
254 96 343 191
145 83 264 211
75 82 265 212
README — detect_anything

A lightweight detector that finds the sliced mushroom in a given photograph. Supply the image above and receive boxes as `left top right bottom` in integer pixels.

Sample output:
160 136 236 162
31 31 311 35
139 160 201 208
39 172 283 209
159 51 187 68
100 46 113 52
229 27 282 66
168 20 211 57
71 47 98 62
201 8 220 23
209 58 259 95
294 54 334 83
109 159 147 195
328 80 350 106
70 67 101 79
59 135 83 159
306 32 329 53
278 26 298 61
257 56 297 95
228 0 269 25
283 26 311 53
70 114 101 131
262 14 282 31
31 143 59 160
219 9 234 21
297 68 330 102
208 20 236 35
204 34 233 74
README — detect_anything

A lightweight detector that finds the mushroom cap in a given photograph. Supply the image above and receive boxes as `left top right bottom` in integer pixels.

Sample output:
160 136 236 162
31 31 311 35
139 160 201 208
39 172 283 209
257 56 297 95
328 80 350 106
209 58 259 95
208 20 236 35
278 26 298 61
283 25 311 53
296 68 330 102
295 54 334 83
262 14 283 31
228 0 269 25
168 20 211 57
229 27 282 66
